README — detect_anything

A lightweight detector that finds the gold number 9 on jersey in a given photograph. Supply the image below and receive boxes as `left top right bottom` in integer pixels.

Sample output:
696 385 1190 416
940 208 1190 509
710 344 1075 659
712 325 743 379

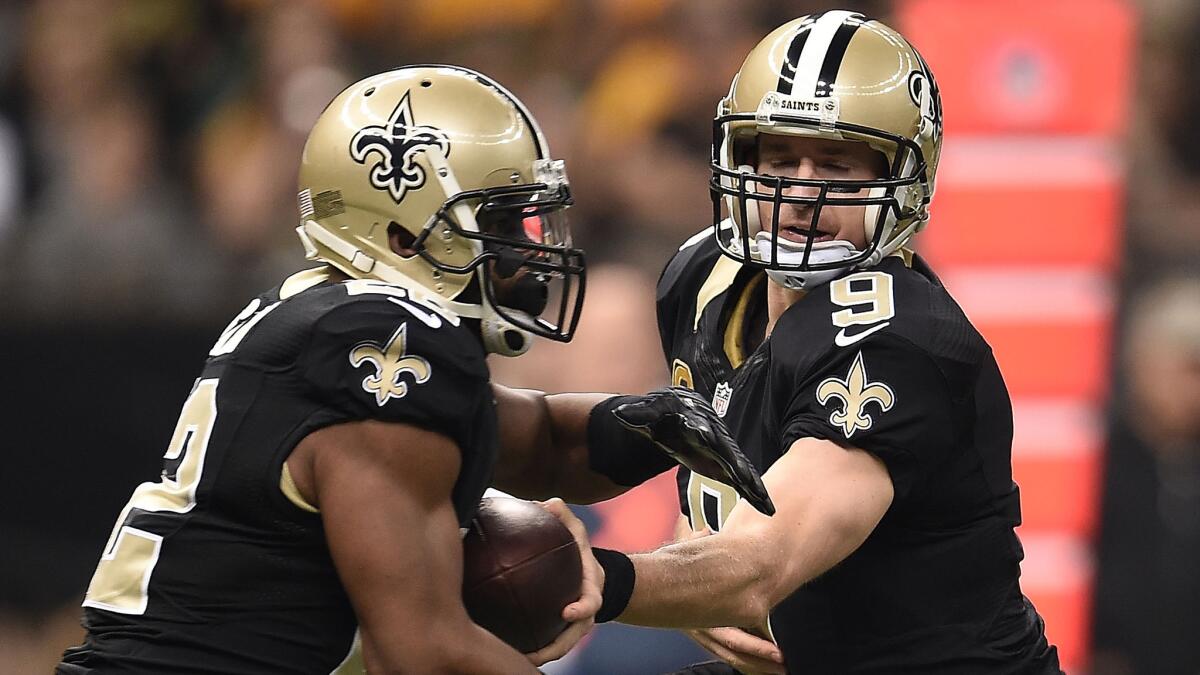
83 379 218 614
830 271 895 327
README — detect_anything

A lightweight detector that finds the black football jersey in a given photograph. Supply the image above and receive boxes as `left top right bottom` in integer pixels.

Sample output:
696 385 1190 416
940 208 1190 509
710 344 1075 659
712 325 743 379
659 231 1061 674
59 268 497 675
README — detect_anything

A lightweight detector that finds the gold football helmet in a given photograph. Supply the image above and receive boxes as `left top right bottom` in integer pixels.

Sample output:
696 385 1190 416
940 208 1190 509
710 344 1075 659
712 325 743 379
297 65 585 355
711 11 943 289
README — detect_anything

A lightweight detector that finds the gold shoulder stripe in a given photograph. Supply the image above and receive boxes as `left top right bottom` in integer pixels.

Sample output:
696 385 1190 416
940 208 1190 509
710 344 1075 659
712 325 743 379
723 272 764 368
279 266 333 299
693 255 743 331
280 463 319 513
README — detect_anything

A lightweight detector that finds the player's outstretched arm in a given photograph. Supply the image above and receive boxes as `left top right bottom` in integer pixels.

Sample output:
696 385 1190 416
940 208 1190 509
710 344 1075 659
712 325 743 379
491 384 773 514
491 384 626 503
669 517 786 675
586 437 893 629
292 419 542 675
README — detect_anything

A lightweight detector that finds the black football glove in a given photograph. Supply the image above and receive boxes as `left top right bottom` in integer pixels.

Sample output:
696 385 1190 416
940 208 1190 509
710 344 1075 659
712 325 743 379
611 387 775 516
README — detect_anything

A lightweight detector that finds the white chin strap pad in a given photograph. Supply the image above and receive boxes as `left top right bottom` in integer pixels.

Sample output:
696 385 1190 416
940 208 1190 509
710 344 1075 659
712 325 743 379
754 232 860 291
480 316 531 357
474 273 535 357
439 293 532 357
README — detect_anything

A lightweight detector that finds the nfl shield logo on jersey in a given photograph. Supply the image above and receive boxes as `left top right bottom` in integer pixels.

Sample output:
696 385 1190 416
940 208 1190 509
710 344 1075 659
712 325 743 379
712 382 733 418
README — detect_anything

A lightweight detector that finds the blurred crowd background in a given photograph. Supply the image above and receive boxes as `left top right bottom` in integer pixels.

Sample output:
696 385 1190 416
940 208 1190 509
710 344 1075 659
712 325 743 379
0 0 1197 673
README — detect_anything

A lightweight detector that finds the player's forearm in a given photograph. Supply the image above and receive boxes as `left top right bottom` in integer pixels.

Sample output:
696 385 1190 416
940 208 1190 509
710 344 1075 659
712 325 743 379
495 387 677 503
615 499 861 629
364 621 539 675
619 444 894 630
541 392 633 502
618 532 776 629
493 387 624 502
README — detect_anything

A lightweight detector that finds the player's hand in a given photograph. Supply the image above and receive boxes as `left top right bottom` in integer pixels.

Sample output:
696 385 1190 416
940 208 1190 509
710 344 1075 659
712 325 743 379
686 626 786 675
668 528 782 674
613 387 775 516
526 498 602 665
671 528 783 674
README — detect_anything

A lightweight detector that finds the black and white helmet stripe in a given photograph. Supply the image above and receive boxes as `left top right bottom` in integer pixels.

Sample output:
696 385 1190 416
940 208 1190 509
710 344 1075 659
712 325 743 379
775 15 815 93
776 10 866 97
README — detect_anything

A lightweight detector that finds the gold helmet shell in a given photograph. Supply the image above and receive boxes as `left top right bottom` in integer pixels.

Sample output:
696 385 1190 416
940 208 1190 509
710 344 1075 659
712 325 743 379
297 65 585 353
711 11 943 286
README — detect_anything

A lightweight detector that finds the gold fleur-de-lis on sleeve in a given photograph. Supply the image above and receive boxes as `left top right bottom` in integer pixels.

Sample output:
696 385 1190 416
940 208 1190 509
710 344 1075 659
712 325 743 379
349 324 432 406
815 351 895 437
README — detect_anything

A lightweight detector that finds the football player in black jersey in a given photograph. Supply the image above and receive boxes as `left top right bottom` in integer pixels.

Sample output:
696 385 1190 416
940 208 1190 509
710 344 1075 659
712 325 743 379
57 65 771 675
572 12 1064 674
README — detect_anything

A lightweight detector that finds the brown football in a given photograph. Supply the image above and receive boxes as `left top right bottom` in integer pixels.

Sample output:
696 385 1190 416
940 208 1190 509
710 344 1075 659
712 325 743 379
461 497 583 653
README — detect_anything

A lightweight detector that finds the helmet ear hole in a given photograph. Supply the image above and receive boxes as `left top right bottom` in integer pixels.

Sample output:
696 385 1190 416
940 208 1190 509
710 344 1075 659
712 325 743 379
387 222 418 258
503 329 526 352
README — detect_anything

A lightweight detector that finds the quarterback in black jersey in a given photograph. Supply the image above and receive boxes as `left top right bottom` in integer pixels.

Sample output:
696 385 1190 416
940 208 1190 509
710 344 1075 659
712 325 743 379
566 12 1063 675
57 66 770 675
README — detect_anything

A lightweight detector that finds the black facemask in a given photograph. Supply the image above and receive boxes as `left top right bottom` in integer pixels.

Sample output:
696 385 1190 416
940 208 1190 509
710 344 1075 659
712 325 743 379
413 181 586 343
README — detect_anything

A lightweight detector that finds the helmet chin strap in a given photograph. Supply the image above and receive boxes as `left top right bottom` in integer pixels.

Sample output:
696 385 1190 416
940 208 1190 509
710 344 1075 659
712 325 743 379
862 184 923 267
424 150 534 357
362 257 532 357
298 195 535 358
860 185 892 268
477 311 531 357
753 182 917 290
754 232 860 290
309 229 531 357
730 164 762 241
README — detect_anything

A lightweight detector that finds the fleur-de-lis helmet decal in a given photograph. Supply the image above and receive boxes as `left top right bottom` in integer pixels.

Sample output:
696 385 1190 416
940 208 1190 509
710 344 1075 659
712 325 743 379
350 91 451 204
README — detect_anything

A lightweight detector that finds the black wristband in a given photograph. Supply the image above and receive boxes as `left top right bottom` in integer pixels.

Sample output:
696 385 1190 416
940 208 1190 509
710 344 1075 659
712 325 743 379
592 547 635 623
586 395 675 486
